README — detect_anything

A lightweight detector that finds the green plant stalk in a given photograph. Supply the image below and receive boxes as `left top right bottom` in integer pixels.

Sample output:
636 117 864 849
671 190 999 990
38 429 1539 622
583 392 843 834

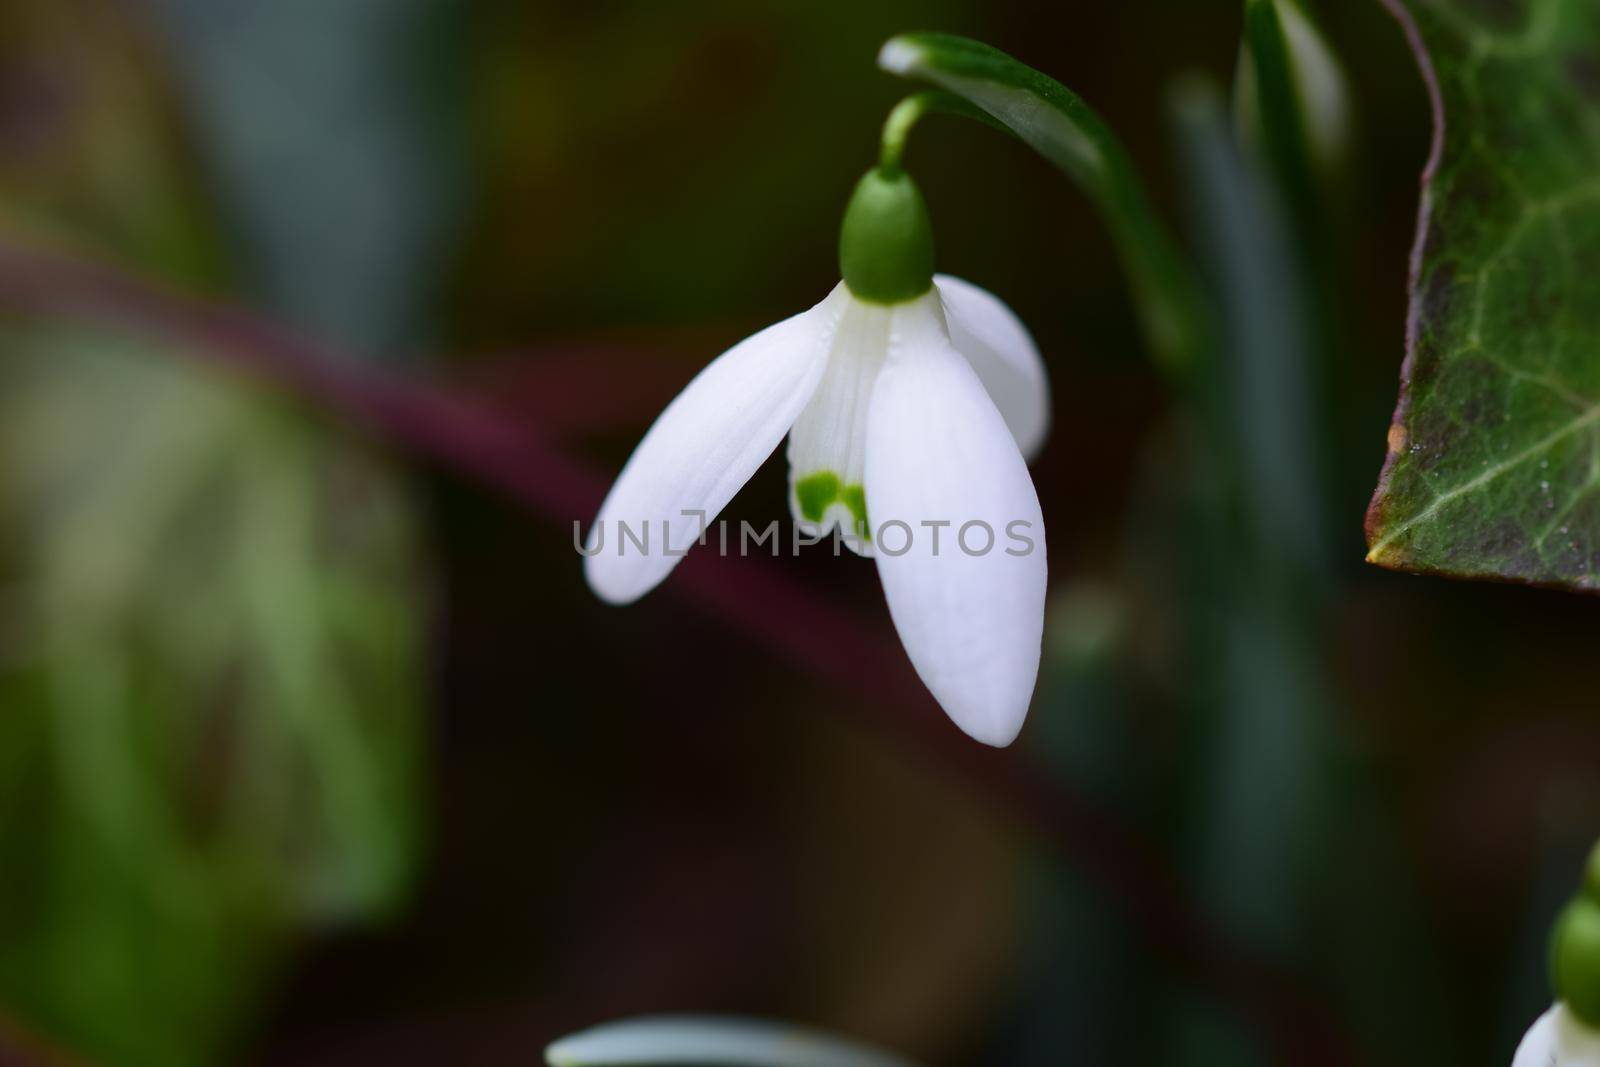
877 90 1007 176
1243 0 1323 249
1171 71 1328 953
1240 0 1341 578
879 33 1206 378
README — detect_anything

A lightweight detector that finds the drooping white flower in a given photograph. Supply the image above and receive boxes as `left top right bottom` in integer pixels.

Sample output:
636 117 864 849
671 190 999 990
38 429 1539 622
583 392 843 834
1516 845 1600 1065
584 168 1049 747
1513 1004 1600 1066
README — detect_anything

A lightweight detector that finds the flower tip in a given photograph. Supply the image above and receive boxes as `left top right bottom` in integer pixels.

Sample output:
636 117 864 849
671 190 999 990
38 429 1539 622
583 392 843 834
877 37 922 75
582 553 650 607
965 724 1022 748
542 1039 577 1067
942 694 1030 748
916 639 1037 750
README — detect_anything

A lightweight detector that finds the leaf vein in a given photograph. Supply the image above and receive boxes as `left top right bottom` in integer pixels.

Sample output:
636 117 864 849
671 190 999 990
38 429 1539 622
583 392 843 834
1371 402 1600 556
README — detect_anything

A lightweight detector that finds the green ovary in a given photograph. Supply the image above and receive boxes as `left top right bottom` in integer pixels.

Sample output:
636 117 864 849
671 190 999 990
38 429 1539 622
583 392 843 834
794 470 871 541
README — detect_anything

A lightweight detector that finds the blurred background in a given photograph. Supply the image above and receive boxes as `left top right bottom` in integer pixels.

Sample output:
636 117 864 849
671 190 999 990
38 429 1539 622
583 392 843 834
0 2 1597 1066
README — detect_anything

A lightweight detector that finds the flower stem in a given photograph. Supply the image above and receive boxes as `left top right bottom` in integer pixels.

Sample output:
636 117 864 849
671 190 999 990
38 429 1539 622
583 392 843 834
877 90 1006 177
878 33 1208 380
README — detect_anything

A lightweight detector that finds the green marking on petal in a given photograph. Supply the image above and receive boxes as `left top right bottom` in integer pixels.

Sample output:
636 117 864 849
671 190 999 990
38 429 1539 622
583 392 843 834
795 471 842 523
841 484 870 542
794 471 871 542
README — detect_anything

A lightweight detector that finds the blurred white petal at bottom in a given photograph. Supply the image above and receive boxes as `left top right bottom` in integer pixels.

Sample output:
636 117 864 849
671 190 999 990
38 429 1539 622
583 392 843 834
545 1015 919 1067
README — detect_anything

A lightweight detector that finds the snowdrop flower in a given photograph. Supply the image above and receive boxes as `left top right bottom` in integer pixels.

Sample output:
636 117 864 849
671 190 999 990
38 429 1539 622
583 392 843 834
1513 844 1600 1066
1513 1005 1600 1067
584 164 1050 746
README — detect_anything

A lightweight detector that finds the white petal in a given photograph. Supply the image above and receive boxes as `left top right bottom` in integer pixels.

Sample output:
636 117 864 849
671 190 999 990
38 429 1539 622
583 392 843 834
544 1014 918 1067
584 287 845 604
1515 1005 1600 1067
934 274 1050 461
786 294 896 557
1516 1007 1561 1067
865 297 1047 747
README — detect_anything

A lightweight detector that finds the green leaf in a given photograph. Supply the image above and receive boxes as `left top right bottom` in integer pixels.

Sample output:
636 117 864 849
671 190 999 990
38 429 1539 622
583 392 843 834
1174 78 1328 575
1365 0 1600 591
144 0 462 355
878 33 1204 376
1173 81 1328 964
1234 0 1352 179
0 327 427 1066
544 1016 920 1067
1236 0 1333 258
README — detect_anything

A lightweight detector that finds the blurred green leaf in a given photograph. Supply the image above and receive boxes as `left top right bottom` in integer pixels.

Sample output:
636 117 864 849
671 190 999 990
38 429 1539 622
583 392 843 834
1173 79 1455 1067
144 0 463 355
1172 69 1326 979
1162 80 1325 1067
0 1 223 282
0 327 426 1066
1175 77 1327 576
1365 0 1600 591
1012 585 1147 1063
544 1015 920 1067
877 32 1204 375
1235 0 1351 189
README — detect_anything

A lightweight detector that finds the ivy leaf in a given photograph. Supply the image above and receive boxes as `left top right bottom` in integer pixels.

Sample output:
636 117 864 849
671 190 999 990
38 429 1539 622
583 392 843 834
0 327 425 1067
1365 0 1600 591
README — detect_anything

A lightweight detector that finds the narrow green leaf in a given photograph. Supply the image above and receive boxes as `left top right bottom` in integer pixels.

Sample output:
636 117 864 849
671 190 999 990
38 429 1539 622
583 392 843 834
1366 0 1600 591
1234 0 1351 179
1174 78 1327 575
144 0 462 355
878 33 1204 376
1239 0 1324 246
1173 79 1328 948
545 1016 920 1067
